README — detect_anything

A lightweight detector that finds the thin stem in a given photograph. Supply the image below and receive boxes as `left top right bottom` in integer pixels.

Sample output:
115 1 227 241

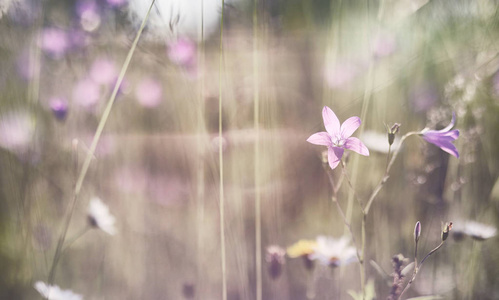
62 226 90 253
398 241 445 299
364 132 419 214
325 169 361 262
219 1 227 300
47 0 155 286
196 2 205 299
340 161 365 213
253 0 262 299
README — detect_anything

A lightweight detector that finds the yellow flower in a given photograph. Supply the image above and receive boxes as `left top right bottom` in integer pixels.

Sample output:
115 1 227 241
286 240 317 258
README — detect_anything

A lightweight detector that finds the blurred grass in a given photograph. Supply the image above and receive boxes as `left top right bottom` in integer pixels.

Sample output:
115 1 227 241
0 0 499 299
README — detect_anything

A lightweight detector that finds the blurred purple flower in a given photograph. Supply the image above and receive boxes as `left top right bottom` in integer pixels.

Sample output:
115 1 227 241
135 77 162 108
0 111 36 159
90 57 117 85
40 28 69 58
107 0 127 7
421 112 459 158
76 0 101 32
73 78 101 109
49 97 68 121
410 83 438 113
307 106 369 169
167 38 196 68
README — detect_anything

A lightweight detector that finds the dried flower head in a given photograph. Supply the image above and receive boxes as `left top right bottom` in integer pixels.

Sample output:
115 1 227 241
34 281 83 300
387 123 401 146
266 245 286 279
87 197 116 235
441 222 453 241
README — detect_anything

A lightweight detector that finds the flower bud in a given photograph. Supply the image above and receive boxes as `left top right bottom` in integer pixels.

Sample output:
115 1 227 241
414 221 421 243
441 222 453 241
387 123 401 146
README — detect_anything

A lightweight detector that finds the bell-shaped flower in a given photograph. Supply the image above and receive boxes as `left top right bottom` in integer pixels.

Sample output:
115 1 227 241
307 106 369 169
421 113 459 158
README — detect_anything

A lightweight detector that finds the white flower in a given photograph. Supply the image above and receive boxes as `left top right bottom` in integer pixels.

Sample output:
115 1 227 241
309 236 357 267
34 281 83 300
88 197 116 235
455 221 497 241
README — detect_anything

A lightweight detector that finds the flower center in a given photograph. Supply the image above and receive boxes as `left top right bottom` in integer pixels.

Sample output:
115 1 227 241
332 135 345 147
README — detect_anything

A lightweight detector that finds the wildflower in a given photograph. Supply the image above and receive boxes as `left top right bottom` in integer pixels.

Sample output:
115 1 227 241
287 239 316 271
34 281 83 300
308 236 357 267
40 28 69 58
0 111 37 160
421 112 459 158
135 77 163 108
49 97 68 121
87 197 116 235
453 221 497 241
89 58 118 85
286 239 316 258
265 245 286 279
307 106 369 169
72 78 101 110
167 38 196 68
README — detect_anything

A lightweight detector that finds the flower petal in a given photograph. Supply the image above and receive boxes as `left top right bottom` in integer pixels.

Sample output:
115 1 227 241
340 116 361 138
306 132 332 146
424 137 459 158
322 106 340 137
438 112 456 133
328 146 344 169
344 137 370 156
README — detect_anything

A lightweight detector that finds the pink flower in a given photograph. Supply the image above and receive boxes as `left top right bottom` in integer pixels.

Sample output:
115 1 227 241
307 106 369 169
167 38 196 67
421 112 459 158
135 77 162 108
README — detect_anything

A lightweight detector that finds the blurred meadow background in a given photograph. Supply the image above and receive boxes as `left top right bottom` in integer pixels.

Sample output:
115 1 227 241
1 0 499 299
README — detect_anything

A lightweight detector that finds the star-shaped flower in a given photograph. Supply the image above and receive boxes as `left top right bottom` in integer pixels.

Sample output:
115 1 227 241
421 112 459 158
307 106 369 169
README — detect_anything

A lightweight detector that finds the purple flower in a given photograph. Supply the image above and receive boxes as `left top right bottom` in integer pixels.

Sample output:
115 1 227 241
90 57 117 85
135 77 162 108
167 38 196 68
307 106 369 169
40 28 69 58
421 113 459 158
49 97 68 121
